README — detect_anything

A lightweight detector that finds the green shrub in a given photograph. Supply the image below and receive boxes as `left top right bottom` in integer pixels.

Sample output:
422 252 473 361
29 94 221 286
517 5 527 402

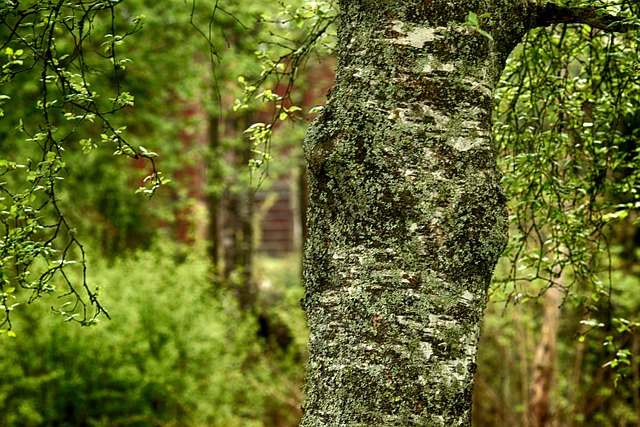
0 242 279 427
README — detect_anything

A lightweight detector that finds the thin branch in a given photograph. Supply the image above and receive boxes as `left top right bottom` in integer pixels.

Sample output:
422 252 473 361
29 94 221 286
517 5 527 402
534 3 636 33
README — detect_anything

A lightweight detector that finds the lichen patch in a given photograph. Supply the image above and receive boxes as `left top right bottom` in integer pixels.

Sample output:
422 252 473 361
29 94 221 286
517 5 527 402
388 20 446 48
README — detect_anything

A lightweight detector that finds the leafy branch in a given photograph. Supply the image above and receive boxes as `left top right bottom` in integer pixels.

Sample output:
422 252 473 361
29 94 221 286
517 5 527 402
0 0 167 334
232 1 337 181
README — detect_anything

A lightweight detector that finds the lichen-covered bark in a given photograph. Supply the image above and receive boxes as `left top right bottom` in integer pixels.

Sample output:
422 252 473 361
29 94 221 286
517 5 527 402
300 1 536 426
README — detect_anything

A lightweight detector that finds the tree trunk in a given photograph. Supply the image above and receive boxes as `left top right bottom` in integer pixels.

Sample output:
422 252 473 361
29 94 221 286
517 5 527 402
214 115 258 312
528 284 563 427
207 114 221 269
300 1 628 425
219 170 255 310
301 1 524 425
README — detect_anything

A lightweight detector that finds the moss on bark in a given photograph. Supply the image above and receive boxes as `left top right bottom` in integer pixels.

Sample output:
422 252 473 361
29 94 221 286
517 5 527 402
300 1 538 425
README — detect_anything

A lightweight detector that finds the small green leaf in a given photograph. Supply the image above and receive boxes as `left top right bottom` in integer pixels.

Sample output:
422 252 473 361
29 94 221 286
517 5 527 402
467 12 479 26
478 28 494 41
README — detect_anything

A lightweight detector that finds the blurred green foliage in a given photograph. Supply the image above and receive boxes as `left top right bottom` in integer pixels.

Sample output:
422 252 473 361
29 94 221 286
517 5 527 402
0 241 305 427
476 262 640 426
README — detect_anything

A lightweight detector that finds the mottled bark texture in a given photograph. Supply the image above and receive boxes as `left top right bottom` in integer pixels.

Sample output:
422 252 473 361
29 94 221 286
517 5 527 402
300 1 629 426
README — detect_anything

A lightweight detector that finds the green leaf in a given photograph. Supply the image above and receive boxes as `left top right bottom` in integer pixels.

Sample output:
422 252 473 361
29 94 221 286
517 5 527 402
467 12 479 27
478 28 494 41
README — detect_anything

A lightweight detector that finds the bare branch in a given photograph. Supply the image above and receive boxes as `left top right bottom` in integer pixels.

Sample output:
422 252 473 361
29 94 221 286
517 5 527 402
534 3 635 33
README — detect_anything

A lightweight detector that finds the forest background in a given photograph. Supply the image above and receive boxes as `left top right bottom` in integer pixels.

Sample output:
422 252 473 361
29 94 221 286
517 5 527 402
0 0 639 426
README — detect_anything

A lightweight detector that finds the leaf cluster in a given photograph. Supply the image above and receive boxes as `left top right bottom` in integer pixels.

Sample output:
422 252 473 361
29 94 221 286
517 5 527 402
0 0 169 332
495 5 640 380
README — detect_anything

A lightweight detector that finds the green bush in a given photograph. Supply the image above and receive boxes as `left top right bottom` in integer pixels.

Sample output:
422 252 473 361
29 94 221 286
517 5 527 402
0 242 281 427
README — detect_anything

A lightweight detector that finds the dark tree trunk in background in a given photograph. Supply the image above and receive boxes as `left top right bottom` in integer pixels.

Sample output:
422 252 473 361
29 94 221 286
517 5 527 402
528 285 563 427
208 114 221 269
300 1 626 425
220 178 254 309
209 112 256 311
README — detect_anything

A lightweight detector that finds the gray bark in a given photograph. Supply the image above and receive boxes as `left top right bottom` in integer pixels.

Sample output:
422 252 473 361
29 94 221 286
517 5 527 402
300 1 629 426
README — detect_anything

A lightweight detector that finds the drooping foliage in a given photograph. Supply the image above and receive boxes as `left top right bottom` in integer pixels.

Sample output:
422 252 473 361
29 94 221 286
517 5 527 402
234 0 337 176
474 1 640 424
0 0 297 331
0 0 168 331
495 4 640 373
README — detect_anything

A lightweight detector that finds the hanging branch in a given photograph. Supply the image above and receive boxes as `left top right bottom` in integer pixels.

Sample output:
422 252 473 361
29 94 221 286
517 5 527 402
495 1 640 308
533 2 638 33
0 1 167 334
